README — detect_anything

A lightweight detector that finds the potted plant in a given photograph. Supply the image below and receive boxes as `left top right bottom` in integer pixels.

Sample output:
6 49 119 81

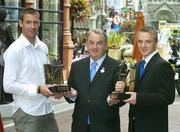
108 30 127 60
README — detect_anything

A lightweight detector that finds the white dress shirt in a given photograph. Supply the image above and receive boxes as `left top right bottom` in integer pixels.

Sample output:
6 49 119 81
143 50 158 68
3 34 53 116
90 55 106 72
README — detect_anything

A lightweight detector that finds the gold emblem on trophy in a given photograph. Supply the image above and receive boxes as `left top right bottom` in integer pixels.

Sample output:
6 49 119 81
44 58 70 93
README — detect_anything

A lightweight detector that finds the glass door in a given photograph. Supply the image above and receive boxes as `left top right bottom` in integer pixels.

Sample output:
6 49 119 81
5 0 23 39
36 0 63 62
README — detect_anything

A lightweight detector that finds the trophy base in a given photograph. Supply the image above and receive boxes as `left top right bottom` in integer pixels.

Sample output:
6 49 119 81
49 84 70 93
110 92 130 100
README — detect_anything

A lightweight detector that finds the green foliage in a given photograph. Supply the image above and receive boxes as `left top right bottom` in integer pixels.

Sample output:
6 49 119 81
108 31 127 49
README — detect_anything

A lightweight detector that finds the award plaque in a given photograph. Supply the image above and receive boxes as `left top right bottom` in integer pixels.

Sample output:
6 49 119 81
44 64 70 93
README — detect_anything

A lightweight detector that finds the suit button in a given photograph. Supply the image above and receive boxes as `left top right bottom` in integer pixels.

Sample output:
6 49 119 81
133 117 135 120
88 99 91 103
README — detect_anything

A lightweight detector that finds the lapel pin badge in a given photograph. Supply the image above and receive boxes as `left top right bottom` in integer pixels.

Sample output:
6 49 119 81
100 67 105 73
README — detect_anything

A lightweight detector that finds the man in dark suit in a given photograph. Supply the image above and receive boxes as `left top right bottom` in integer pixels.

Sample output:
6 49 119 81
116 26 175 132
64 29 125 132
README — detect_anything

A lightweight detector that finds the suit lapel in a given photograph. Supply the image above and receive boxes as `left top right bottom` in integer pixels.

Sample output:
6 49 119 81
136 53 160 80
140 53 160 78
136 53 159 81
136 62 141 79
82 57 91 82
135 53 159 92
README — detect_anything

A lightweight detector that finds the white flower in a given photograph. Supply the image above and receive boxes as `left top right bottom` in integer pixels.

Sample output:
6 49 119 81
100 67 105 73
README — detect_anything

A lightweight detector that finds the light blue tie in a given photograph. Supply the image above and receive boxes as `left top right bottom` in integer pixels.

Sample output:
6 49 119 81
87 61 97 124
139 60 146 78
90 61 97 81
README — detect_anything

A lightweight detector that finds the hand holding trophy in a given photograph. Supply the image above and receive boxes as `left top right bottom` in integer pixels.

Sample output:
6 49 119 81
110 60 129 100
110 60 135 100
44 58 70 93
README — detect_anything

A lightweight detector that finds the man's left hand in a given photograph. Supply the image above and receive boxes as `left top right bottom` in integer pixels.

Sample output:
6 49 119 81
123 92 136 105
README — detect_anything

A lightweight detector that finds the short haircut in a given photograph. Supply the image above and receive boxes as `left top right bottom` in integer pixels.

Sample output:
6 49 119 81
139 26 158 43
87 29 108 44
20 7 40 21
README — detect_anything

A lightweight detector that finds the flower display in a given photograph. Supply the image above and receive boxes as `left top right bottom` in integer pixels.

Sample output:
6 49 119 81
70 0 91 22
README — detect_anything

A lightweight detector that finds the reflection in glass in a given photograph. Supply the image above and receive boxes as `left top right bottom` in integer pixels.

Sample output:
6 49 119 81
41 0 59 61
5 0 19 39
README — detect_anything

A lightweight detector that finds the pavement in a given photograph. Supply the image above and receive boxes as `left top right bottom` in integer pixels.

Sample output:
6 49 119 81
2 91 180 132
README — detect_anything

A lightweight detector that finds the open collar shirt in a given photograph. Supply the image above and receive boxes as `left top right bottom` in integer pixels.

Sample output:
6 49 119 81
3 34 53 116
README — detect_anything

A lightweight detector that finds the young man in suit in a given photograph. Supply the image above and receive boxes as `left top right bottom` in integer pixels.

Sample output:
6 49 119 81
64 29 125 132
115 26 175 132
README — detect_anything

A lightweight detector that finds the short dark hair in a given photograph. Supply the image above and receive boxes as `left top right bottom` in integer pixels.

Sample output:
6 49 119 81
20 7 40 21
139 26 158 43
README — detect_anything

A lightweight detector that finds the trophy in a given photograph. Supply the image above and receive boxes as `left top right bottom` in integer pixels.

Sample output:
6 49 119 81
44 58 70 93
110 60 131 100
126 68 136 92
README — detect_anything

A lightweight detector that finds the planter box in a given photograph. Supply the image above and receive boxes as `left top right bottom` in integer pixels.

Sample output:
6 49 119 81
108 49 121 60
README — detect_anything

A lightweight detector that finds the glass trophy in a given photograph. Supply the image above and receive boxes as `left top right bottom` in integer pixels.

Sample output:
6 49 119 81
44 61 70 93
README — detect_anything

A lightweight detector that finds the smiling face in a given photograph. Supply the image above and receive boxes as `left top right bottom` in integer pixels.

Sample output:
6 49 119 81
137 28 157 58
86 30 108 60
19 10 40 44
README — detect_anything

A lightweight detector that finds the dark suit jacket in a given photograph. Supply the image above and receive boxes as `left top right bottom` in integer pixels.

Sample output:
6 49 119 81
67 56 125 132
129 53 175 132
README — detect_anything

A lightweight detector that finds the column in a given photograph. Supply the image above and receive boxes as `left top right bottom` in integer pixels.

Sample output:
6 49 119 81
63 0 74 81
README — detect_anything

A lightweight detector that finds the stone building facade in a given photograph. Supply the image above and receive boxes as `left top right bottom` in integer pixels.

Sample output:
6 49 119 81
142 0 180 27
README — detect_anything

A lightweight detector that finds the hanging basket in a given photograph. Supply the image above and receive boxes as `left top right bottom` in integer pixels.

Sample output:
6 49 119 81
70 0 91 22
